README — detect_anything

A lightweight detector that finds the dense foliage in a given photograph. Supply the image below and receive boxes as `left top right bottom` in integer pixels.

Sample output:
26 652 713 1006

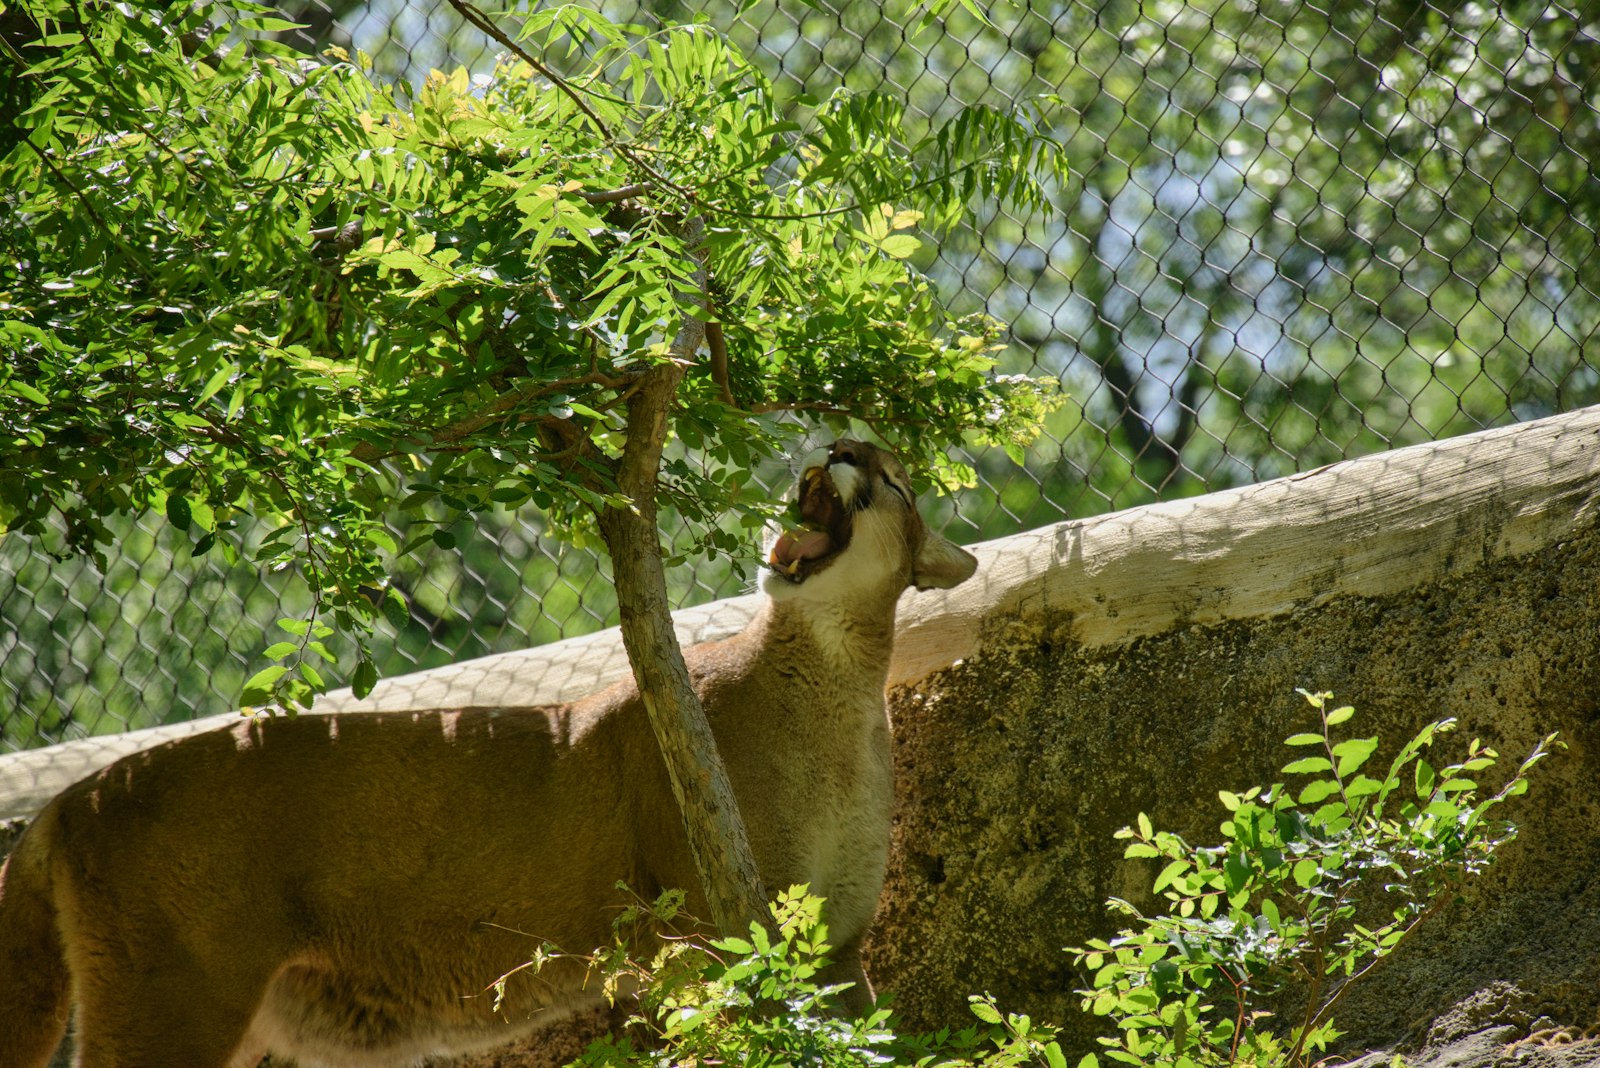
0 0 1062 708
561 885 1073 1068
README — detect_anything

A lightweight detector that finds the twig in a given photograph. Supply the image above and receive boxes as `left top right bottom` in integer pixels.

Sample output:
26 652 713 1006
22 139 155 279
1293 898 1448 1065
345 371 635 462
446 0 1023 227
706 321 735 406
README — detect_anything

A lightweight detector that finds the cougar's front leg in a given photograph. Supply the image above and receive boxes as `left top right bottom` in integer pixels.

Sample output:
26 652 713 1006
817 939 875 1016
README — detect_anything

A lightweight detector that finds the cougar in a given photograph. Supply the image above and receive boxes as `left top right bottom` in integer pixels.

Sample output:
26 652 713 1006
0 439 977 1068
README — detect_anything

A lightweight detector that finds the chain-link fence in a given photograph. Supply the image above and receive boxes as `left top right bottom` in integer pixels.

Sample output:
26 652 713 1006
5 0 1599 750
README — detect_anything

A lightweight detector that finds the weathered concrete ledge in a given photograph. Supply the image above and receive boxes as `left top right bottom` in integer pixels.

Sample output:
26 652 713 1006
3 406 1599 1067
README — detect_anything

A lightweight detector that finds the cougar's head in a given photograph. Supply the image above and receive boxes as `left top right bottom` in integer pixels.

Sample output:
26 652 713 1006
763 439 978 601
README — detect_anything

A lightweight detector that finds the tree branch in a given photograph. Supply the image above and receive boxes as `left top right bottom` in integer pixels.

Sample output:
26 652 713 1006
581 183 653 204
706 321 735 407
22 137 155 280
445 0 1019 228
343 372 634 463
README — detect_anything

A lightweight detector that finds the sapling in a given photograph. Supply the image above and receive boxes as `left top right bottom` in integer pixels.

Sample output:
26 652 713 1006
573 885 1072 1068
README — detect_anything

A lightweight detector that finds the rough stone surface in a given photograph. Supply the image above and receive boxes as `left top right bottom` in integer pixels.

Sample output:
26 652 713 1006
865 524 1600 1066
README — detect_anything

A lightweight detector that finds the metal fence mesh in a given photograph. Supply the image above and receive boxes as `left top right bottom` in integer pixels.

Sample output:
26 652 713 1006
5 0 1600 750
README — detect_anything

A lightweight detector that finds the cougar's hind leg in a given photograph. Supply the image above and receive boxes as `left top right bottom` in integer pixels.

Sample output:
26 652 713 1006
70 961 269 1068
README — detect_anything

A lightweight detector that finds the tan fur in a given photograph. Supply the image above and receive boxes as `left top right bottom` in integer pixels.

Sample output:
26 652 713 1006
0 440 977 1068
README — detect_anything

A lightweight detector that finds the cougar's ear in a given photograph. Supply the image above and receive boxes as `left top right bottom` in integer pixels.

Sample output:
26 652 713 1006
912 532 978 591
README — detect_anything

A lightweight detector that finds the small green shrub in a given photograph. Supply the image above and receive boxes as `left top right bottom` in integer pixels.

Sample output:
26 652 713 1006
573 885 1069 1068
1070 691 1558 1068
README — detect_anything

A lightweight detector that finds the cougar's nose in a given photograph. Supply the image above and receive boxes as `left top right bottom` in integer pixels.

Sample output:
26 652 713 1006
828 442 857 467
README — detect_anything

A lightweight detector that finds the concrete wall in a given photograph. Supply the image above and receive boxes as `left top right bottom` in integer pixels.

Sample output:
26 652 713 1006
865 406 1600 1065
5 405 1599 1066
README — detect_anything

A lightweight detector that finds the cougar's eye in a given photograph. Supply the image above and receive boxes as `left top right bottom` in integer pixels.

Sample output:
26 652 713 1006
879 472 909 503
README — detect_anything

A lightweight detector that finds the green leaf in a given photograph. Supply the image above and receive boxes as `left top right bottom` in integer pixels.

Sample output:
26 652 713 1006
352 658 378 700
1152 859 1190 894
1345 774 1383 799
235 15 307 32
197 363 235 405
1223 855 1250 895
1298 779 1341 805
1325 704 1356 726
188 499 215 533
1285 732 1326 746
1312 800 1349 826
240 664 288 704
262 641 299 660
1283 756 1334 775
165 494 192 532
8 380 49 405
381 587 410 630
1333 737 1380 777
880 233 921 259
1292 858 1321 888
364 527 398 554
968 996 1004 1025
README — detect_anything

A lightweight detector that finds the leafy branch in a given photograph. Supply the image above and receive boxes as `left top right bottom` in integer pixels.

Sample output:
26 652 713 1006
444 0 697 207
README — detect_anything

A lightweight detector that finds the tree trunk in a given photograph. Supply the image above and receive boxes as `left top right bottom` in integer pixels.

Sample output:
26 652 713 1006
591 313 769 936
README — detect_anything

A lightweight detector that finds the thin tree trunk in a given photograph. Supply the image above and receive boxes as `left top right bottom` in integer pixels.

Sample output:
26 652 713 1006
591 219 769 935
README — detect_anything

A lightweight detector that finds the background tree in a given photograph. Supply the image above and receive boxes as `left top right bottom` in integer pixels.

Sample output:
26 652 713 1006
594 0 1600 521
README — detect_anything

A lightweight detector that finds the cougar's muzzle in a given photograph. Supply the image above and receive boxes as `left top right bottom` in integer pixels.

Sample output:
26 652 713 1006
767 457 858 584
